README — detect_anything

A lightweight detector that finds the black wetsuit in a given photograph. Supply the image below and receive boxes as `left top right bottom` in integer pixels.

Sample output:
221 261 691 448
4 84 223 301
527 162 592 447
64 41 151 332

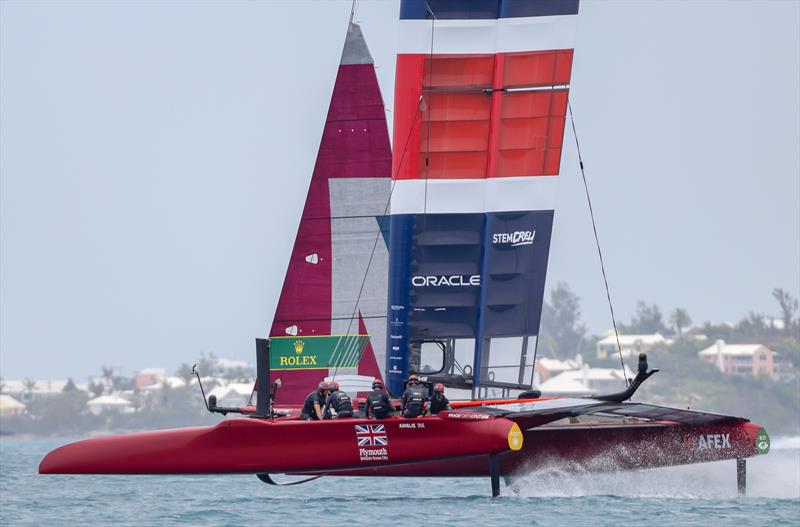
401 384 427 418
301 390 326 420
325 389 353 418
429 393 451 415
365 389 392 419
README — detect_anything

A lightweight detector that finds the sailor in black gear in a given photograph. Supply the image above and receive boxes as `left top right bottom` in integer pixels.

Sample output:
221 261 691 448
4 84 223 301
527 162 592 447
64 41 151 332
300 381 329 420
401 374 427 418
365 380 392 419
427 383 451 415
325 381 353 419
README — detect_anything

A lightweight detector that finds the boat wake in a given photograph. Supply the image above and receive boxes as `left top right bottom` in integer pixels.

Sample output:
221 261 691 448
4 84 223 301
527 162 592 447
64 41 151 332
508 437 800 499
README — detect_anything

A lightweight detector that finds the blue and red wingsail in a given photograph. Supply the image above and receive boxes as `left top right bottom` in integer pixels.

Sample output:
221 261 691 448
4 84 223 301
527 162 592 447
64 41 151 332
386 0 579 394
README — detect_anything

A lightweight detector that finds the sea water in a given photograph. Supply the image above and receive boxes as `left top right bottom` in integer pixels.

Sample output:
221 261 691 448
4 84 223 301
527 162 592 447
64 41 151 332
1 437 798 526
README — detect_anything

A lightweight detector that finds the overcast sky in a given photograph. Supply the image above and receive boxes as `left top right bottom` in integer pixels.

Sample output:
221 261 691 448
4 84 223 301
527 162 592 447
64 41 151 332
1 0 798 380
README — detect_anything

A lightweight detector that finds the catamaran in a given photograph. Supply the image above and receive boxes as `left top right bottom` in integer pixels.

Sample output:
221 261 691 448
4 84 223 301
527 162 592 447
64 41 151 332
40 1 769 496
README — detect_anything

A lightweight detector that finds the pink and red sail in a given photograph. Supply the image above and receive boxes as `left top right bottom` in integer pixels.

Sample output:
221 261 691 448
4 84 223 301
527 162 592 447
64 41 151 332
269 23 391 404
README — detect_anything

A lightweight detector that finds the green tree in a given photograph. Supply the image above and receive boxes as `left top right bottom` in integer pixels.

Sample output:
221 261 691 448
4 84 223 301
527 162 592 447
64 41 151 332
62 378 78 392
670 308 692 336
626 301 667 334
88 381 105 397
25 389 91 434
101 366 114 394
773 288 799 336
196 352 219 376
540 282 586 357
737 311 768 338
221 366 254 383
111 375 134 392
176 363 195 385
23 378 37 399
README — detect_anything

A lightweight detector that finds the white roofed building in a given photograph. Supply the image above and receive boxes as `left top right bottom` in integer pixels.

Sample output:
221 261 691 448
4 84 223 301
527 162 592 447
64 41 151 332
698 340 780 380
86 395 134 415
135 368 166 389
534 357 579 384
208 383 254 408
596 332 672 360
1 379 82 402
0 394 26 417
539 365 635 397
216 358 250 371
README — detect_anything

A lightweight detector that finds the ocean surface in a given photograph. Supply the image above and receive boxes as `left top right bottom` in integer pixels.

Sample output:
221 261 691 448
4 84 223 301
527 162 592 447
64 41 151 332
1 437 799 526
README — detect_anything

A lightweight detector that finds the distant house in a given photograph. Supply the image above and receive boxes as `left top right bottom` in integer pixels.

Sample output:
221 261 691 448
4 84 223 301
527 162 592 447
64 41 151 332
1 379 81 402
208 383 254 408
0 394 26 417
216 358 251 371
164 376 187 389
698 340 780 380
135 368 166 389
138 376 188 393
596 332 672 359
86 395 134 415
539 365 634 397
534 357 579 384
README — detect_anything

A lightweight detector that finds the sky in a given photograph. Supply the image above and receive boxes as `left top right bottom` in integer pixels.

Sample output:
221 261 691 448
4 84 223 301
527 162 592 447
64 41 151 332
1 0 798 381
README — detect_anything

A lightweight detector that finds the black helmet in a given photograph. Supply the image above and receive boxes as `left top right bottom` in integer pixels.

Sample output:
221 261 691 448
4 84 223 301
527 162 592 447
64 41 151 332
318 381 330 393
433 383 444 394
330 381 340 391
372 379 384 390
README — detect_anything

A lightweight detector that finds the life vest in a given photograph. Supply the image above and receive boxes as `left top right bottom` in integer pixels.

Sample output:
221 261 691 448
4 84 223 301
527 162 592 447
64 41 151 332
402 385 426 417
328 390 353 415
429 393 450 415
366 391 390 418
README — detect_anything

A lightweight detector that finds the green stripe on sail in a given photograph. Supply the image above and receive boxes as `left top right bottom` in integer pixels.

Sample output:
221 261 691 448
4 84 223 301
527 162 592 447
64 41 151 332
270 335 370 370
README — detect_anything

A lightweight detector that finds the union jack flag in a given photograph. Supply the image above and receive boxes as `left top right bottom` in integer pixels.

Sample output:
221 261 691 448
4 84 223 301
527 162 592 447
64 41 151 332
355 424 388 446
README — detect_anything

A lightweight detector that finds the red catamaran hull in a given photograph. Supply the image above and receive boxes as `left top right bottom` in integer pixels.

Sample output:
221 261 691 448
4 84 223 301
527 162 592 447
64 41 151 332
38 415 521 475
323 420 766 477
39 415 765 477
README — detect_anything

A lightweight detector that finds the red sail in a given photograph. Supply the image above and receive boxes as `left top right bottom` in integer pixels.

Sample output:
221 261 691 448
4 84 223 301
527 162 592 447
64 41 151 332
268 23 391 404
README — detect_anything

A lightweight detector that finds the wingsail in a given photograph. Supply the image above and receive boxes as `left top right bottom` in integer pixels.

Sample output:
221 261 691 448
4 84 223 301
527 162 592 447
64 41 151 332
386 0 579 397
269 23 391 404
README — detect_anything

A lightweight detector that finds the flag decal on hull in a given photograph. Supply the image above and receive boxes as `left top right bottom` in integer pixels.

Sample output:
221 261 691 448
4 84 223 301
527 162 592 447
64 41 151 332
355 424 389 446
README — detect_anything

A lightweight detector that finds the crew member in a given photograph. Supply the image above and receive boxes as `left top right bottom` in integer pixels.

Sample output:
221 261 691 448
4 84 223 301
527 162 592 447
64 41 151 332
427 383 451 415
325 381 354 419
401 374 427 418
301 381 329 420
365 379 392 419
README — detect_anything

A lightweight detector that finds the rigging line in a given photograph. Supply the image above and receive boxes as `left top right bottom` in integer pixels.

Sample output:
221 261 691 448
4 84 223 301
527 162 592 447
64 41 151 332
329 92 426 380
420 0 436 267
528 65 564 388
567 99 628 388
